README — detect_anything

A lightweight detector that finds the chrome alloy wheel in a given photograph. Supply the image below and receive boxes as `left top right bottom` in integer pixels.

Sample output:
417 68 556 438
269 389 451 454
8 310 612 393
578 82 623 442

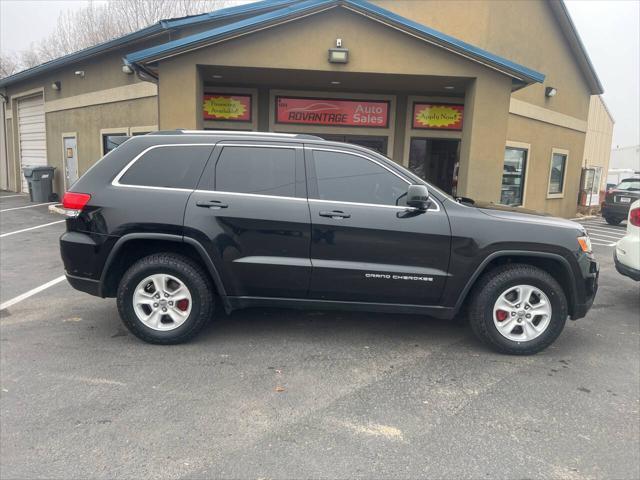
133 274 193 331
492 284 552 342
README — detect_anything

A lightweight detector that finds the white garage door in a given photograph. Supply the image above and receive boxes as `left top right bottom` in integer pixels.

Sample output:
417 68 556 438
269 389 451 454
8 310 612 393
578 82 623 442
17 94 47 192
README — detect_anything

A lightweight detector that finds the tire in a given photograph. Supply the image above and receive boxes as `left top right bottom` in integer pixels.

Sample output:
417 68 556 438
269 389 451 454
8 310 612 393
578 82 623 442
604 216 622 226
468 264 568 355
117 253 214 344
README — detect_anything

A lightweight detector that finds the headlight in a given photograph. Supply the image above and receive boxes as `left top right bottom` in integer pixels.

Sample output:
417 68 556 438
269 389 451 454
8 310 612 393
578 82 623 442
577 235 592 253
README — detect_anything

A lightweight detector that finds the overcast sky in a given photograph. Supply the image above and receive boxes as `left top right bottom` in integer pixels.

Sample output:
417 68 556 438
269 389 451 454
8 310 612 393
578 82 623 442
1 0 638 147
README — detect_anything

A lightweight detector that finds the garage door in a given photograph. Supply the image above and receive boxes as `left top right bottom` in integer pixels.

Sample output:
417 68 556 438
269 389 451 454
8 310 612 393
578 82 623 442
17 94 47 192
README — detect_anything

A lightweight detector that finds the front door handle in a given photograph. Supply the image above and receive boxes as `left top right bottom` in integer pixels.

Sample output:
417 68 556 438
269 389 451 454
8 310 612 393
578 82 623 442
196 200 228 209
319 210 351 219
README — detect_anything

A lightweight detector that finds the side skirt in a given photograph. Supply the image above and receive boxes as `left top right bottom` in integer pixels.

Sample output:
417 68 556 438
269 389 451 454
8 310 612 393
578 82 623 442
226 296 456 319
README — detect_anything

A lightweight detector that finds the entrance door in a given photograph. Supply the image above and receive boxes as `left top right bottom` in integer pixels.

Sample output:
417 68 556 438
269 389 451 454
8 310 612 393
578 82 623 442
17 94 47 193
305 146 451 305
314 134 388 155
63 135 78 189
408 138 460 194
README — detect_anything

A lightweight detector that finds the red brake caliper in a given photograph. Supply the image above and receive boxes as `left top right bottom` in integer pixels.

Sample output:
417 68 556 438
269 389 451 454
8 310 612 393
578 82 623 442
495 310 509 322
176 299 189 311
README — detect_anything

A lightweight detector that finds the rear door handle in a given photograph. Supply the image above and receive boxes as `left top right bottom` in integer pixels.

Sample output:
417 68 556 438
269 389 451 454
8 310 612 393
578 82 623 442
196 200 228 209
319 210 351 219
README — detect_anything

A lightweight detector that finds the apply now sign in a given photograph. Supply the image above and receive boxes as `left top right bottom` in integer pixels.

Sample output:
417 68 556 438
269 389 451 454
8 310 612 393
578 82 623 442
276 97 390 128
203 94 252 121
413 103 464 130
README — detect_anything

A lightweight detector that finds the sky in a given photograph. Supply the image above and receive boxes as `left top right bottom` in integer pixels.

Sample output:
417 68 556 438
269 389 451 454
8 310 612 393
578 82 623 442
1 0 638 148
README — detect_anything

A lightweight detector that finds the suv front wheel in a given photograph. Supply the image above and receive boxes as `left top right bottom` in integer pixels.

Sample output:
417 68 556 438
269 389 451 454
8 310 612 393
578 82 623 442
117 253 214 344
468 264 568 355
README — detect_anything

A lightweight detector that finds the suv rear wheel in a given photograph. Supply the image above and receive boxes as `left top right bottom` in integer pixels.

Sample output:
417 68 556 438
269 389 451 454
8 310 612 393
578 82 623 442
117 253 214 344
468 264 568 355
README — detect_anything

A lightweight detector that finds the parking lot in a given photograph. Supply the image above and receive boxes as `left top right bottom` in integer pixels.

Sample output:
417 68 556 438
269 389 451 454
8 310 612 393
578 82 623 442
1 191 638 479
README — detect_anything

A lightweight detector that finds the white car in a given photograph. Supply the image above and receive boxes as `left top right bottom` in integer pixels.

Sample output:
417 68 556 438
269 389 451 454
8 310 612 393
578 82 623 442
614 199 640 281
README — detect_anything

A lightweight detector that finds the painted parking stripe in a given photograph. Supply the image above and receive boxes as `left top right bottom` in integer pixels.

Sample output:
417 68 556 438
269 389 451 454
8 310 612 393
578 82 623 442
0 202 55 213
0 276 66 311
0 220 65 238
584 228 626 238
0 194 28 199
590 241 616 247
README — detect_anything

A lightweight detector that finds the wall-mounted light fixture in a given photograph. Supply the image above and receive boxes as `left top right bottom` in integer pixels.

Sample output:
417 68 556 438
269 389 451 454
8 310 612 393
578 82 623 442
328 38 348 64
545 86 557 97
74 70 85 78
122 64 134 74
51 81 61 91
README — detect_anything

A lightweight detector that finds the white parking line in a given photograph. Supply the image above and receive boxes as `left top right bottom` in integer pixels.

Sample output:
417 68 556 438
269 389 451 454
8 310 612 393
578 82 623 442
0 194 28 199
0 276 66 311
0 220 65 238
585 228 626 239
0 202 55 213
591 240 616 247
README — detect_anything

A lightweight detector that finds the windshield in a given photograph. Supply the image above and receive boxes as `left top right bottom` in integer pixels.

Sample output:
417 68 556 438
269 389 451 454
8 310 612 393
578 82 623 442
616 179 640 191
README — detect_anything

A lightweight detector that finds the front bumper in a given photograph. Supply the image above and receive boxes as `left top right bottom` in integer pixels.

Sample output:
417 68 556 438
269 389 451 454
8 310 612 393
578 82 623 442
571 256 599 320
614 251 640 281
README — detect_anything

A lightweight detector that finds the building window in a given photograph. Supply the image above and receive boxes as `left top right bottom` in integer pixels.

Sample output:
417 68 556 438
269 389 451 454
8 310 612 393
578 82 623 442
548 150 568 196
501 147 527 206
102 132 128 154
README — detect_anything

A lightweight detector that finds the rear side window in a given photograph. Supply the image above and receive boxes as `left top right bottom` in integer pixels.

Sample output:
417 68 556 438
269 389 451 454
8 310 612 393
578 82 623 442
215 146 296 197
119 145 212 189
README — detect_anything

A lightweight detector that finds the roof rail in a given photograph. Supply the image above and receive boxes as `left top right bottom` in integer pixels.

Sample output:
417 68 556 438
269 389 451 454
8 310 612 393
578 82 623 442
166 130 323 140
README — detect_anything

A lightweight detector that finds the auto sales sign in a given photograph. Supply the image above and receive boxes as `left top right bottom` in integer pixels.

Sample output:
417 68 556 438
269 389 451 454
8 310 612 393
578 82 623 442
276 97 389 128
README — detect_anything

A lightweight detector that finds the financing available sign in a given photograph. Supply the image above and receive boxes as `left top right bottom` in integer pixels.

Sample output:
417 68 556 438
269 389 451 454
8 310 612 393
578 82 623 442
276 96 390 128
413 103 464 130
203 94 252 121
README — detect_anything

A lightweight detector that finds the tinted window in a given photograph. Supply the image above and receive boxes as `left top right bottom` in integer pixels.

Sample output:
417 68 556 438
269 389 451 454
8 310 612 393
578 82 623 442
119 145 211 189
501 147 527 206
103 133 128 154
312 150 408 206
548 152 567 194
215 146 296 197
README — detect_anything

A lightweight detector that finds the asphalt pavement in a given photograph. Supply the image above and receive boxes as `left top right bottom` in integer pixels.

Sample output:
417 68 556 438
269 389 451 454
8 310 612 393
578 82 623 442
1 191 638 479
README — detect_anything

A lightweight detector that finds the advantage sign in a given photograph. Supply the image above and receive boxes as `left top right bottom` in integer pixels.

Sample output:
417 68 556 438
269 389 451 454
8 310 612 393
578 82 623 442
276 96 389 128
413 103 464 130
203 94 251 122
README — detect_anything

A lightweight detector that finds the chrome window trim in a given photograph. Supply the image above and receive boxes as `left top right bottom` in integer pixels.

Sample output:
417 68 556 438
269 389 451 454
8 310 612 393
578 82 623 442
309 198 440 212
112 143 217 190
193 189 306 202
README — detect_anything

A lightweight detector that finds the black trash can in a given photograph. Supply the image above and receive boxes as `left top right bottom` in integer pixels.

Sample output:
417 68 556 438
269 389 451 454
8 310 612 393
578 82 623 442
22 166 55 202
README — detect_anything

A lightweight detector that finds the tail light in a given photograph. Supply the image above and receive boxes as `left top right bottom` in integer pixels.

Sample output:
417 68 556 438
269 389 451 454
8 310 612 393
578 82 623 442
630 207 640 227
62 192 91 210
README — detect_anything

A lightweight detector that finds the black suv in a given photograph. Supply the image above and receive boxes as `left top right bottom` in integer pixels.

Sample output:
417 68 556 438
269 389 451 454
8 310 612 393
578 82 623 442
55 131 598 355
602 177 640 225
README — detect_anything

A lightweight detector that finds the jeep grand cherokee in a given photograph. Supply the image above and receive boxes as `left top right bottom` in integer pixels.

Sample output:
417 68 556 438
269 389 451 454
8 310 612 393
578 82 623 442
53 131 599 355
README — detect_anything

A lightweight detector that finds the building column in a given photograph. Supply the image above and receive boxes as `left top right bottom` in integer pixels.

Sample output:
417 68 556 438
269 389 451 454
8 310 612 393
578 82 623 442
457 74 512 202
158 61 203 130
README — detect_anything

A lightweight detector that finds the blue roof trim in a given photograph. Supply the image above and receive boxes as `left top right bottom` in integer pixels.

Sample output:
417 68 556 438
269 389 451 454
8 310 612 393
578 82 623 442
126 0 544 84
161 0 298 29
126 0 335 64
345 0 545 83
0 0 299 87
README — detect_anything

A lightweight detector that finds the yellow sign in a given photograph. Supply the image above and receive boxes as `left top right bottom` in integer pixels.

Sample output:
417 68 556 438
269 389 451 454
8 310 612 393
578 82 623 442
203 94 250 121
413 104 464 130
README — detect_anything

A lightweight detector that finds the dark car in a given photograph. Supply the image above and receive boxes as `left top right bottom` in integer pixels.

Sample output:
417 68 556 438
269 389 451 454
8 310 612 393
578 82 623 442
54 131 598 355
601 177 640 225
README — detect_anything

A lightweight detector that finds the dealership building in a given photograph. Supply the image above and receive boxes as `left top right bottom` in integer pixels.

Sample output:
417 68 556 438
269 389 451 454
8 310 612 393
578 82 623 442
0 0 604 217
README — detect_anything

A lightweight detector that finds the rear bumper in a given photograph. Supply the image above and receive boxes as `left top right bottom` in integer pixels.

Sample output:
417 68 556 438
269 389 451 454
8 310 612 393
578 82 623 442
614 251 640 281
601 202 629 219
60 231 114 297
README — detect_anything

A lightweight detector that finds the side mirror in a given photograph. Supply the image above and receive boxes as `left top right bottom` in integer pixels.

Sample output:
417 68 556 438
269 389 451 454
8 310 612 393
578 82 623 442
406 184 430 210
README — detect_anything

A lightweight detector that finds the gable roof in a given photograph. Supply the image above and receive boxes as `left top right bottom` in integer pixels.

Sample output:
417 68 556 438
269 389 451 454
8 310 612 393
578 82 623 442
125 0 546 86
0 0 296 88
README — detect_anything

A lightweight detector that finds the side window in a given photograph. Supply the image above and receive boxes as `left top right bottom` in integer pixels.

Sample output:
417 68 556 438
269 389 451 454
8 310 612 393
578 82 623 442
311 150 408 206
119 145 212 189
215 146 296 197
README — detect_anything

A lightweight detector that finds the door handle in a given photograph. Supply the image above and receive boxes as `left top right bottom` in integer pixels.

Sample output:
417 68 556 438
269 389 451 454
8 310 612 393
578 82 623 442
319 210 351 219
196 200 228 209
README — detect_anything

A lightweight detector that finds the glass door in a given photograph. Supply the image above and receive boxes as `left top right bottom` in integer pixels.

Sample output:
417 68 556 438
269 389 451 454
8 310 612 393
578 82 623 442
501 147 527 206
408 138 460 194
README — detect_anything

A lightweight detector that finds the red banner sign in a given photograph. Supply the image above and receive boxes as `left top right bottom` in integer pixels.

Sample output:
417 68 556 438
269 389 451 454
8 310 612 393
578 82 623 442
276 97 389 128
412 103 464 130
203 94 252 122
